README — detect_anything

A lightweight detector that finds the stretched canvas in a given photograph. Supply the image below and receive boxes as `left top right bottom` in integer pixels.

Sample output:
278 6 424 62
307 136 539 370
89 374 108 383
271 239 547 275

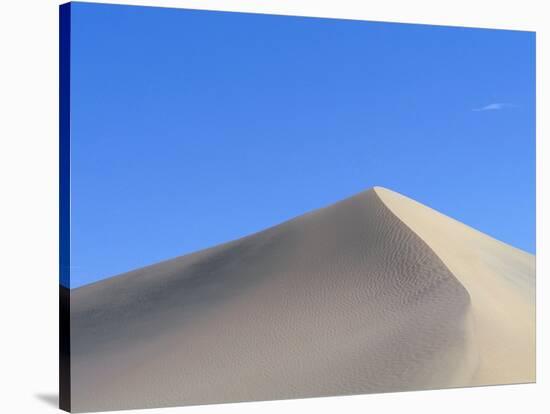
59 2 536 412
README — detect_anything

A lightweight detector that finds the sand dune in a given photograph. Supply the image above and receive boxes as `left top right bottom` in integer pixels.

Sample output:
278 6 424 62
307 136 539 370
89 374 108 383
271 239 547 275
69 187 535 412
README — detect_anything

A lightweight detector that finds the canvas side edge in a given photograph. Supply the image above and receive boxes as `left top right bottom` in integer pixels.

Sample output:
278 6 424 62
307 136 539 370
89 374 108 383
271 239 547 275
59 2 72 412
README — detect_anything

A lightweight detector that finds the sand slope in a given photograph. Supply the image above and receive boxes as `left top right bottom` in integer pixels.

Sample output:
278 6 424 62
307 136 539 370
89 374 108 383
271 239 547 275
70 187 535 412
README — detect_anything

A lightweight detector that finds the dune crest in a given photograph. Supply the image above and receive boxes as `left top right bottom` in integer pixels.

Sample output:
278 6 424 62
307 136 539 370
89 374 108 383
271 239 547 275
70 187 535 412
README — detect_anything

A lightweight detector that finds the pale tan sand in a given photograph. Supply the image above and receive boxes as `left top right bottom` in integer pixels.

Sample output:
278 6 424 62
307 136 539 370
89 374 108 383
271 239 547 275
70 187 534 412
375 186 535 385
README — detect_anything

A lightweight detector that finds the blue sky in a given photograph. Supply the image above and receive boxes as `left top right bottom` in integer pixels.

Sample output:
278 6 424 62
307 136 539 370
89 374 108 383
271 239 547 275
68 2 536 288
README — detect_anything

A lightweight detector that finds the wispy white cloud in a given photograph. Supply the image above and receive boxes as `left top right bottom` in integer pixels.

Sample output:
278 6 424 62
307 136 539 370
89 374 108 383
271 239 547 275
472 103 517 112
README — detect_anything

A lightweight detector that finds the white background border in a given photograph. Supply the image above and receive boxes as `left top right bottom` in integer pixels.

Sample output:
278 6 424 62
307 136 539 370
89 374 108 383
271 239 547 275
0 1 547 413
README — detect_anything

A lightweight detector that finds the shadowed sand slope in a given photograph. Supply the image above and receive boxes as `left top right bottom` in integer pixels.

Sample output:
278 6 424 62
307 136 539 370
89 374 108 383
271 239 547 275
69 187 534 412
